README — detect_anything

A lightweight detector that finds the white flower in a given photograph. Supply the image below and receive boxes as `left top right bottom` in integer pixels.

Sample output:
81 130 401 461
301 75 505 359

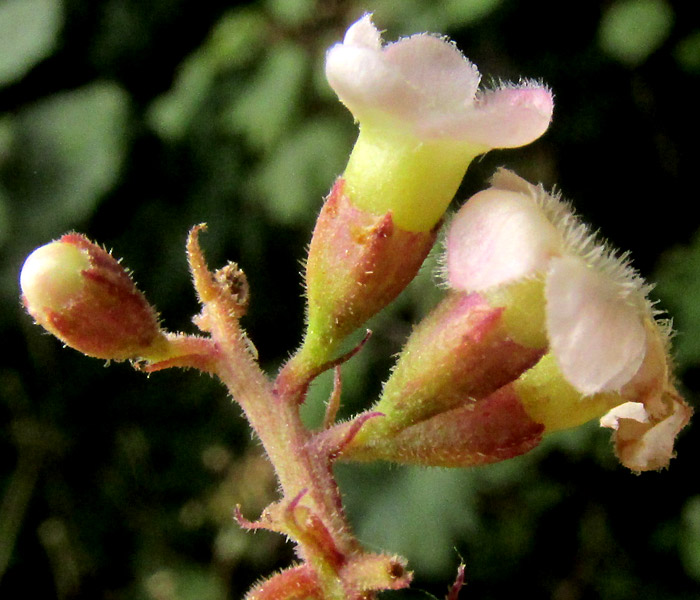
446 169 654 395
325 14 553 148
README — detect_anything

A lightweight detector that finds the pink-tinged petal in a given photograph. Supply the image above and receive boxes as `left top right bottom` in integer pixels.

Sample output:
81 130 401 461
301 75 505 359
326 28 479 127
447 188 563 291
325 45 405 122
427 83 553 147
546 256 647 394
383 33 480 114
325 14 426 125
325 15 552 148
343 13 382 49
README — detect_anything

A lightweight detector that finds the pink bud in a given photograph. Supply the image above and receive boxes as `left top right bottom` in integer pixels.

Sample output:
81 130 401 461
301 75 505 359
20 233 165 360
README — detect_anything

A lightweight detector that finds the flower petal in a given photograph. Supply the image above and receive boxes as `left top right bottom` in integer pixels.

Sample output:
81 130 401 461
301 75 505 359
383 33 480 116
326 15 553 148
447 188 563 291
325 16 402 123
327 16 485 133
599 401 649 429
432 83 553 147
546 256 647 394
343 13 381 49
325 43 405 122
326 18 480 130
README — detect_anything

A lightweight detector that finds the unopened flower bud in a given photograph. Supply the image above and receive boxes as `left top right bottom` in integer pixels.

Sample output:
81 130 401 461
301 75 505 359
20 233 167 361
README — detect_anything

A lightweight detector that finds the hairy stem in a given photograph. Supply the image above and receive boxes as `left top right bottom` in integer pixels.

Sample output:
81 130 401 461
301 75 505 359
187 227 365 599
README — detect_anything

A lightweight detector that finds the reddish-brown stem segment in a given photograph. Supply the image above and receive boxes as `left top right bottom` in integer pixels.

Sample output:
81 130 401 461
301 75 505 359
186 226 406 600
212 325 364 599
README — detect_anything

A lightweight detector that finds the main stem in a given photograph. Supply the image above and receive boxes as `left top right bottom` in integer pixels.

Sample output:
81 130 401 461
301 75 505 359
184 227 408 598
205 303 359 599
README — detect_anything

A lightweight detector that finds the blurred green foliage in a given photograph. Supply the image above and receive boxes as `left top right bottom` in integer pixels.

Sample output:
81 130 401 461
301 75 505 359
655 233 700 371
1 1 699 599
0 0 62 86
598 0 674 67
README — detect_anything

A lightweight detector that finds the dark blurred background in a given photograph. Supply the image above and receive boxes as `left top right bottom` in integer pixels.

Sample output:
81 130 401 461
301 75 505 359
1 0 699 598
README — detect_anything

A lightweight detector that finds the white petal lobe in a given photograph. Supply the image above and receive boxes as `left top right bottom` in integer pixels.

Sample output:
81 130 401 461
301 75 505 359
600 402 649 429
546 256 647 394
325 14 553 147
343 14 382 49
447 189 563 291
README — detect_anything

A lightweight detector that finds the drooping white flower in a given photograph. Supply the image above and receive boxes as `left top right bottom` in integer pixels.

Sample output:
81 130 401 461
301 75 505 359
446 169 653 395
445 170 691 470
325 14 553 148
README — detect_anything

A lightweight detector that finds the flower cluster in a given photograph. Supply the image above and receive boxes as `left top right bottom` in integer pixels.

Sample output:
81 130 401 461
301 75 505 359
342 169 689 472
18 13 691 600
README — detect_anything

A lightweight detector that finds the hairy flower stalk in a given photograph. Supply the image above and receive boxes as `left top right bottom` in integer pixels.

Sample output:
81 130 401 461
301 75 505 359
284 14 554 393
181 227 412 599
